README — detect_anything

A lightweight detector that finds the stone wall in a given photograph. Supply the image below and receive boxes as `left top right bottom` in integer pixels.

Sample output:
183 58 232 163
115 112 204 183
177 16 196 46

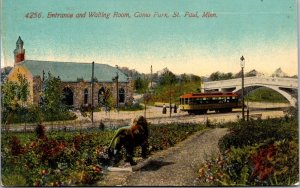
30 77 133 109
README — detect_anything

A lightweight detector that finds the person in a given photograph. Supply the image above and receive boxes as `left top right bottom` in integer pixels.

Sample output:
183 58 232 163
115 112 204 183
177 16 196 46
162 104 167 114
174 104 177 113
35 124 46 139
99 120 105 130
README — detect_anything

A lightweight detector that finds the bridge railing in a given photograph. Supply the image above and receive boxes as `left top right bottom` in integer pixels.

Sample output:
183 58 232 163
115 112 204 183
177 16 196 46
203 76 298 89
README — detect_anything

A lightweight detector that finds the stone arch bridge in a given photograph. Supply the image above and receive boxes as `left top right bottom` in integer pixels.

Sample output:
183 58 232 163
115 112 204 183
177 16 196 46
203 76 298 107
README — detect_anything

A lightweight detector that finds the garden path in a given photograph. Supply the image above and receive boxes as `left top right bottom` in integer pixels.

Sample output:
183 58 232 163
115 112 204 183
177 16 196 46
98 128 229 186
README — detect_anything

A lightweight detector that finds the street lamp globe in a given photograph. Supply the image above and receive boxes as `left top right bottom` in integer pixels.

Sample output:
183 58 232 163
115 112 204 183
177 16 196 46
240 56 245 68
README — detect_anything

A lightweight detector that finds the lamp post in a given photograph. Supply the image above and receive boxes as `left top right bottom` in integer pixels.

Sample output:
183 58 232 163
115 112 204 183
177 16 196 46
91 61 95 125
240 56 245 121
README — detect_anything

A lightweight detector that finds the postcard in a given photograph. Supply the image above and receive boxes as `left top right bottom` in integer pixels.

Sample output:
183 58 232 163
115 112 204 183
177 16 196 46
1 0 299 186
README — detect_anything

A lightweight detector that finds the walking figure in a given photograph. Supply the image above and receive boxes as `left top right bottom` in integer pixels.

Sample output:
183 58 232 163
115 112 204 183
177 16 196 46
174 104 177 113
162 104 167 114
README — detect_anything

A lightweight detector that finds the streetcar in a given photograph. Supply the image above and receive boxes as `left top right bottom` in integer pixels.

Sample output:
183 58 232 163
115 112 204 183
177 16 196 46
179 92 242 114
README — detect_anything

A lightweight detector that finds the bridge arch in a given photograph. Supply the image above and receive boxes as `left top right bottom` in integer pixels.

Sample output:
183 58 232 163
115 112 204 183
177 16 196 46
234 85 296 107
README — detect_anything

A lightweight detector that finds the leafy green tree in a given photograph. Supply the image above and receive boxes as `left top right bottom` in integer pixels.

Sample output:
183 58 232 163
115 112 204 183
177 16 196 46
2 74 29 110
159 70 177 86
2 81 19 110
134 76 149 93
102 88 115 111
209 71 221 81
1 74 30 124
1 66 12 82
190 74 201 82
16 74 30 105
41 73 64 119
179 74 191 83
209 71 234 81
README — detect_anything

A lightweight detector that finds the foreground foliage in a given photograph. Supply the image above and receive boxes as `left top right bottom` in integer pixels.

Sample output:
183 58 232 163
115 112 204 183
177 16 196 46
2 73 77 124
1 123 205 186
197 117 299 186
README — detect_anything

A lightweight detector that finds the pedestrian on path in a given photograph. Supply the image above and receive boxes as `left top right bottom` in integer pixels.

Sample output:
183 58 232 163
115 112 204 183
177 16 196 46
162 104 167 114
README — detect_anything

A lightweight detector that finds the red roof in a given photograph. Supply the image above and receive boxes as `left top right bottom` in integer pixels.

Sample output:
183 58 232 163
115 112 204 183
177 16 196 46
180 92 239 99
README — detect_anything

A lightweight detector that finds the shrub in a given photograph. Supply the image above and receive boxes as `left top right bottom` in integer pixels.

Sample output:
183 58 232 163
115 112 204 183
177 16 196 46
219 118 298 152
119 103 144 111
2 174 27 186
2 122 206 186
197 140 299 186
199 116 299 186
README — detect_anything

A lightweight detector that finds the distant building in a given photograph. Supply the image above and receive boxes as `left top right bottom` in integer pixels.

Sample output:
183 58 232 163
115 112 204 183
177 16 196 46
7 37 134 108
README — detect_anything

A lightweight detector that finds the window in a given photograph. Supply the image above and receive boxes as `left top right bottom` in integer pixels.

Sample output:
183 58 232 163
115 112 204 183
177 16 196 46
62 87 74 106
185 98 188 104
84 89 89 104
98 87 105 106
119 88 125 103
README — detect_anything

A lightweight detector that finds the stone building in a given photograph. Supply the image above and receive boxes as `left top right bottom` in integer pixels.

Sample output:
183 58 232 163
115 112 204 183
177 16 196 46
7 37 134 109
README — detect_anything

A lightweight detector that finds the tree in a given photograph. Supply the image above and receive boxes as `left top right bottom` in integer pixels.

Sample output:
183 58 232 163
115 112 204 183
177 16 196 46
1 66 13 82
17 74 30 106
134 76 149 93
41 73 64 119
1 74 30 125
102 88 115 111
159 70 177 86
209 71 234 81
209 71 221 81
179 74 191 83
191 74 201 82
2 74 29 110
2 81 19 111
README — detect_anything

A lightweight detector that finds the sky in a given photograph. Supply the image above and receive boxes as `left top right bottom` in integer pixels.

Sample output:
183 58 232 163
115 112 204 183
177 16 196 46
1 0 298 76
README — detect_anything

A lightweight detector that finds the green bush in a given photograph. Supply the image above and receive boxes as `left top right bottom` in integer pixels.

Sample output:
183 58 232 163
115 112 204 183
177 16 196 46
2 174 27 186
197 140 299 186
219 118 298 152
119 103 144 111
1 105 77 124
198 117 299 186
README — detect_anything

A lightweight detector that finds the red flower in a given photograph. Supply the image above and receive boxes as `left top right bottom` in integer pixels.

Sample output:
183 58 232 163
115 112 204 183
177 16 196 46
40 169 49 175
93 165 102 173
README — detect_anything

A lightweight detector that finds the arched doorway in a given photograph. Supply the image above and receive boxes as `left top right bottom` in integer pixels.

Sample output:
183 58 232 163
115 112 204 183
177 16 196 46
84 89 89 104
62 87 74 106
98 87 105 106
119 88 125 103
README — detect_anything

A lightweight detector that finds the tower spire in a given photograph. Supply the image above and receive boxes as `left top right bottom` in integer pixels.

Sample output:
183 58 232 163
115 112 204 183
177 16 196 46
13 36 25 64
16 36 24 45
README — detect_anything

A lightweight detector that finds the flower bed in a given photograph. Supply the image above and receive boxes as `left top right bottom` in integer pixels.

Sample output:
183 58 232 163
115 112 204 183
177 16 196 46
1 122 205 186
197 117 299 186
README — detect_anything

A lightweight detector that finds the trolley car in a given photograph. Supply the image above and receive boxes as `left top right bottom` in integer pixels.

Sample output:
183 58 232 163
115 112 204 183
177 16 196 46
179 92 242 114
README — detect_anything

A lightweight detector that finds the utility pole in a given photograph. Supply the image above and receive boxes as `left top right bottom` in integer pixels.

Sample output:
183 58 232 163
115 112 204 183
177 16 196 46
115 65 119 112
150 65 153 89
91 61 95 125
169 91 172 118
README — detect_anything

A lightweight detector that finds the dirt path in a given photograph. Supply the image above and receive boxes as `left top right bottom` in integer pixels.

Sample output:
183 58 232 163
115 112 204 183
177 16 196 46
98 128 229 186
